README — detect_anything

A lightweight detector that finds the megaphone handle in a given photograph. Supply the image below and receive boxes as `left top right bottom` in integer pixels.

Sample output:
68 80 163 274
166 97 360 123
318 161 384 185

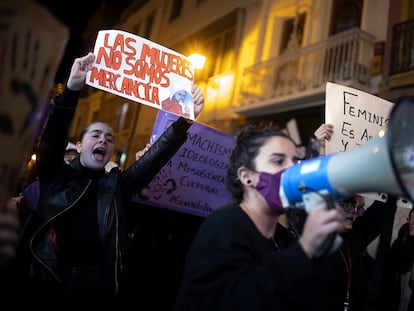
313 231 343 260
302 192 343 260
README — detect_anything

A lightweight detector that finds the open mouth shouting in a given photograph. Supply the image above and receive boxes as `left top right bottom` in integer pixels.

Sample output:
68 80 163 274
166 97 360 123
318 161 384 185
93 147 107 162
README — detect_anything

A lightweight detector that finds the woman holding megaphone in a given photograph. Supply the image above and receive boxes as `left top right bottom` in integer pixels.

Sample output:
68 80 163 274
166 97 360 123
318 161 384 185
312 122 414 311
173 123 345 311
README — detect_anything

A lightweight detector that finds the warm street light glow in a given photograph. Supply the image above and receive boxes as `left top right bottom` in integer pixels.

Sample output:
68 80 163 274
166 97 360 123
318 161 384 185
188 53 206 70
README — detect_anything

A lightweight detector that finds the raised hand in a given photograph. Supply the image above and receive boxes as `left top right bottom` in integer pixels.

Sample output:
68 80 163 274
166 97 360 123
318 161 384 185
191 84 204 119
67 52 95 91
314 123 334 141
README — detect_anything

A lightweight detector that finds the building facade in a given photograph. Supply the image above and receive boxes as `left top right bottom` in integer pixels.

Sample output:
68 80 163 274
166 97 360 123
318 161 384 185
70 0 413 169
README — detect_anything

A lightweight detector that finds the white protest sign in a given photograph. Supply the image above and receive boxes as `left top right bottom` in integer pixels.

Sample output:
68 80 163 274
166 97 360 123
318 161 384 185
325 82 403 202
86 30 196 119
325 82 394 154
325 82 412 255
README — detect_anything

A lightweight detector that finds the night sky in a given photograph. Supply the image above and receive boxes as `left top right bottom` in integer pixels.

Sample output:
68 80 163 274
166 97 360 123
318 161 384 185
37 0 104 84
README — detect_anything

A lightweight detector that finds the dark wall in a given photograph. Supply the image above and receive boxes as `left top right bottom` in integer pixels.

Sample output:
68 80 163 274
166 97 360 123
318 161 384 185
249 105 325 149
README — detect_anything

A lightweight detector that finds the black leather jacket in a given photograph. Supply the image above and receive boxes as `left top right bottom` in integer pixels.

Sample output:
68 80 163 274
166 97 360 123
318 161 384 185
24 88 191 295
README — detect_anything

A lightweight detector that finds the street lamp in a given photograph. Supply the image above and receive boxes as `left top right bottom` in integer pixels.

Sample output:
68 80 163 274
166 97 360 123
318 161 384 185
188 53 206 70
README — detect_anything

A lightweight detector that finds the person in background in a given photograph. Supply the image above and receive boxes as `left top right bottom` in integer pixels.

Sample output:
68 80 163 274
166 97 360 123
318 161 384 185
173 122 344 311
381 207 414 311
13 52 204 309
407 210 414 310
313 122 404 310
313 123 333 155
340 195 366 230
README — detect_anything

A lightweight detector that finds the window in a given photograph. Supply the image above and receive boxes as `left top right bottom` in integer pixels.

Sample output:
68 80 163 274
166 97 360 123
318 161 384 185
172 10 238 82
170 0 183 21
144 12 154 38
116 103 130 131
132 22 141 35
91 110 99 122
330 0 362 35
194 29 235 82
280 13 306 53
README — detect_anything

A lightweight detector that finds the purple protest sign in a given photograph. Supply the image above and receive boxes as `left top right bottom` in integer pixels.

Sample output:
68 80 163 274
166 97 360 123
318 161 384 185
132 111 236 217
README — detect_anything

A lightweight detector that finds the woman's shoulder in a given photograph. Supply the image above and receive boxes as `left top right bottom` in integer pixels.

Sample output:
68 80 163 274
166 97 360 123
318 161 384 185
198 203 255 238
206 203 242 221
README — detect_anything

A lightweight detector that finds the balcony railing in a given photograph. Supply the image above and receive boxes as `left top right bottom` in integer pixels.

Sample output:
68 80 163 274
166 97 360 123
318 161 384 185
239 27 376 107
390 19 414 75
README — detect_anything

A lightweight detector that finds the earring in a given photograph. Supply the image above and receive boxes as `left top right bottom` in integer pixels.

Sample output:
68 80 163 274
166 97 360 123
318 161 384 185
246 180 251 184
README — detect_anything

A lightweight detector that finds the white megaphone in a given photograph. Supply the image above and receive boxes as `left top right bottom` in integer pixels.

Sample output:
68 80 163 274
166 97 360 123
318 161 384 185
279 96 414 211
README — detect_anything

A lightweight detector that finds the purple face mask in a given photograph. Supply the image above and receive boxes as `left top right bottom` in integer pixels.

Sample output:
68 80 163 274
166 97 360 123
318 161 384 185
255 170 286 214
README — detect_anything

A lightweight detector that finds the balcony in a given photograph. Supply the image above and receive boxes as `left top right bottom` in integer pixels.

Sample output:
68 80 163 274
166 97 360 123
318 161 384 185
236 27 377 117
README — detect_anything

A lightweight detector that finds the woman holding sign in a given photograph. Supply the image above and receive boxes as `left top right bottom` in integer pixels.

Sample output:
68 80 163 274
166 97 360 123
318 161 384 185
14 52 204 309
